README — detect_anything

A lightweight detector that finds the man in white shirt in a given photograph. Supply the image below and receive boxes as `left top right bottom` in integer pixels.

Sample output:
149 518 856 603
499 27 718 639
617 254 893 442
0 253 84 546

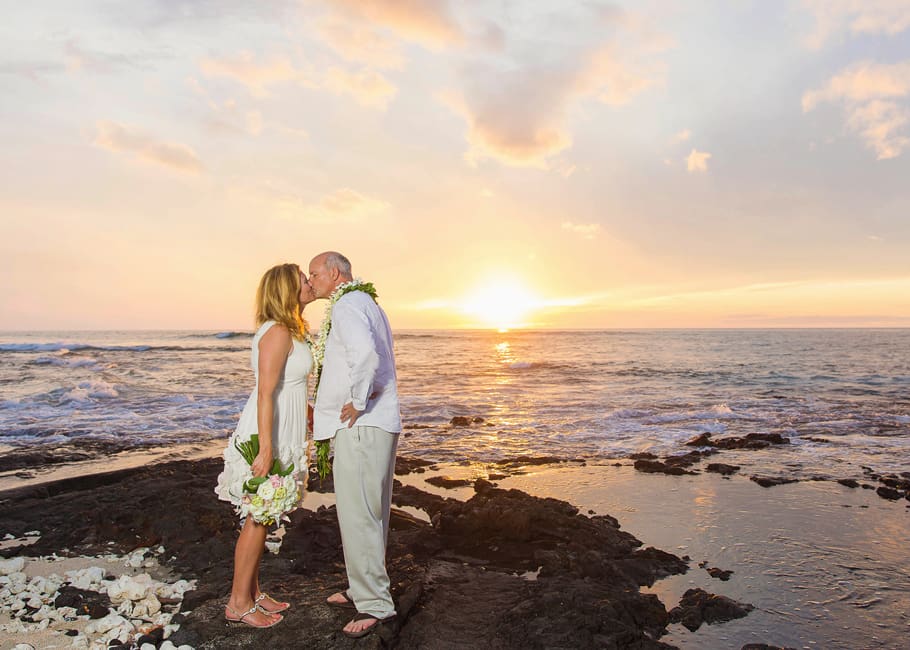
307 251 402 639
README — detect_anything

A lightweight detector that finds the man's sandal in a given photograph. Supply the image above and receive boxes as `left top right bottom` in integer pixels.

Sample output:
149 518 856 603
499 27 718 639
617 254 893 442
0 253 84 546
342 612 397 639
225 603 283 628
255 592 290 613
326 590 356 610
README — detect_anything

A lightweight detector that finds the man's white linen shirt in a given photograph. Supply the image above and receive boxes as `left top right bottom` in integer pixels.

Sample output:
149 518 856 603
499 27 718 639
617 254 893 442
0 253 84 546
313 291 402 440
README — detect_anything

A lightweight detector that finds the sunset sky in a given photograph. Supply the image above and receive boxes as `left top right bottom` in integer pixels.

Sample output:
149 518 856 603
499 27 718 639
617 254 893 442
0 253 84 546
1 1 909 330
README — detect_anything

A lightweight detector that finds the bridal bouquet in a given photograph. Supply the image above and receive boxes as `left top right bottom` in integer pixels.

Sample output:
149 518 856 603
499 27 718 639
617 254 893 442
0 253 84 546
233 434 301 526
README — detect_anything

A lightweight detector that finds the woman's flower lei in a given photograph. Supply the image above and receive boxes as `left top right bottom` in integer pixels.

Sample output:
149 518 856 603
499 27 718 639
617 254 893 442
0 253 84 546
311 278 378 479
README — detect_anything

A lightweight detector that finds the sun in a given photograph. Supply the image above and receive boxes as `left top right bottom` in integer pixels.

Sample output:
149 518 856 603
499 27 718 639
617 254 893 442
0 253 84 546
461 278 540 330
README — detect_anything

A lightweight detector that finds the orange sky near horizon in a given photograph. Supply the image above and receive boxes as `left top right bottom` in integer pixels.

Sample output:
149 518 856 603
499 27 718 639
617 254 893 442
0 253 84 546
1 1 909 331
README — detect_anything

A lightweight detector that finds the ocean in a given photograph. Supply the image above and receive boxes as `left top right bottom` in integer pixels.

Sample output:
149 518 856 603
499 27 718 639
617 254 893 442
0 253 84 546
2 328 909 482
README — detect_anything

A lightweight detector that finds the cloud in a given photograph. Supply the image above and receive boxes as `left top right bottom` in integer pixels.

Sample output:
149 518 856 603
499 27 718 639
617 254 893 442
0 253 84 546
199 51 314 97
801 0 910 48
803 60 910 159
1 39 152 80
686 148 712 172
562 222 601 239
580 45 664 106
441 7 668 167
0 61 65 80
93 121 203 173
673 128 691 142
63 39 153 74
331 0 464 48
316 15 405 68
802 61 910 110
286 188 391 223
325 66 398 108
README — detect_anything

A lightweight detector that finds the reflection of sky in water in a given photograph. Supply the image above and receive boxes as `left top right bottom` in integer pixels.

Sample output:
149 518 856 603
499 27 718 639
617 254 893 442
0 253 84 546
487 464 910 650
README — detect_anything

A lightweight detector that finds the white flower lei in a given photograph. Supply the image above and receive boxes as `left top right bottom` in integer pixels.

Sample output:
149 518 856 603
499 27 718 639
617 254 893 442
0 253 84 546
310 277 378 399
310 277 377 480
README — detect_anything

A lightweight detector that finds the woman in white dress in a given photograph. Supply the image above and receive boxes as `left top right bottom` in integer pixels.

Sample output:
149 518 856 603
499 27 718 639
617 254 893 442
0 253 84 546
214 263 314 628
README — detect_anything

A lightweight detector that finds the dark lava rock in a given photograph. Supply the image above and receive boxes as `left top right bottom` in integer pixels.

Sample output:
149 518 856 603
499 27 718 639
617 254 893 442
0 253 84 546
665 450 714 469
687 432 790 450
837 478 860 488
450 416 485 426
706 567 734 581
669 587 753 631
706 463 740 476
685 433 714 447
1 455 696 650
424 476 473 489
629 452 659 460
495 455 565 468
750 476 799 488
634 459 696 476
53 586 112 619
394 457 435 476
136 626 164 646
876 486 903 500
880 475 910 491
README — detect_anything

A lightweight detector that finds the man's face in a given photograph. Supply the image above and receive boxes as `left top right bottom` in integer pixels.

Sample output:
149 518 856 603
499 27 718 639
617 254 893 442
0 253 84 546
307 257 334 299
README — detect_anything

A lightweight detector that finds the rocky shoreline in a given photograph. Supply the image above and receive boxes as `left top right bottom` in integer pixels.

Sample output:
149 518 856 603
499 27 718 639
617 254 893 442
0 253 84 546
0 453 770 650
3 423 907 649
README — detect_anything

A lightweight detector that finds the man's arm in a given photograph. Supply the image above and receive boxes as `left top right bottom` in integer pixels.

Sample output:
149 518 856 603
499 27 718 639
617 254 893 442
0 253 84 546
333 298 380 425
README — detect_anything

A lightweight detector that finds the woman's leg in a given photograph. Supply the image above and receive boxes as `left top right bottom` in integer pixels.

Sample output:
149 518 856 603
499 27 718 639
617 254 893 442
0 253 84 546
250 543 290 612
226 518 280 625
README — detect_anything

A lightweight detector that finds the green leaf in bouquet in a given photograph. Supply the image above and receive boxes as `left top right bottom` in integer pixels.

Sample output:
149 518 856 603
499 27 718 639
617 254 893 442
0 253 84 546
242 475 268 493
234 434 261 465
316 440 332 480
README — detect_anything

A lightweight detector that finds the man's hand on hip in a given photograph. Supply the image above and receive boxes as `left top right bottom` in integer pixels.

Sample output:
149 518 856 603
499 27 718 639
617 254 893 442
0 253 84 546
341 402 362 427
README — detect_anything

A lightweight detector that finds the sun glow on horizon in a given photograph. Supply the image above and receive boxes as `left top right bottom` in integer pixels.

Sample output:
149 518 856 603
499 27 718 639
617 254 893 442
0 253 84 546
460 278 542 330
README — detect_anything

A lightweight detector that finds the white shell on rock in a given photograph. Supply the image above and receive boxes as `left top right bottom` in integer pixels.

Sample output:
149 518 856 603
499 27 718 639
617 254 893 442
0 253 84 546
64 566 106 591
12 643 35 650
85 612 129 635
31 604 54 621
0 557 25 575
107 574 153 603
70 635 89 649
24 530 40 537
158 642 177 650
141 644 156 650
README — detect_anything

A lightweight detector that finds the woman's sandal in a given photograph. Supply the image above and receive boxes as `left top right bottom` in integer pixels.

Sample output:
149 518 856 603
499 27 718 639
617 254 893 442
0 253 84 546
255 592 290 613
225 603 283 628
326 590 356 609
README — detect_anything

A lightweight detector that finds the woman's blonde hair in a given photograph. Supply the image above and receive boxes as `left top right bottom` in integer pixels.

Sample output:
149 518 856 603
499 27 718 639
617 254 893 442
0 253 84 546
254 263 308 341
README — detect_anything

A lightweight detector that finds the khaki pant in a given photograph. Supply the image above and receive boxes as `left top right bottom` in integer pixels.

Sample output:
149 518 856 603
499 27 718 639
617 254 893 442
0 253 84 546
333 425 398 618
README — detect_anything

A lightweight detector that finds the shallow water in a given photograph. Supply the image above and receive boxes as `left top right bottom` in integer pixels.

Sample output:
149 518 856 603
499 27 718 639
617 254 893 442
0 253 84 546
1 329 909 482
437 463 910 650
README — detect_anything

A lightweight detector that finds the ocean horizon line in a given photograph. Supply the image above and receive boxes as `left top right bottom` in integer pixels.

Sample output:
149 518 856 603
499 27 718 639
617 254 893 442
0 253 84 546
2 325 910 334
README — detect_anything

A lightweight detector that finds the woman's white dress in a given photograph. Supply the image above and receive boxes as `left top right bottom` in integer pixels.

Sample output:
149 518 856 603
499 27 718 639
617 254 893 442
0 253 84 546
215 320 313 507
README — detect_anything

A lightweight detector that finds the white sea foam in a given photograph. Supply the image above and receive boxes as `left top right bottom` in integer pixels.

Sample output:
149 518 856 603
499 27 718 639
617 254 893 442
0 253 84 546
63 380 119 402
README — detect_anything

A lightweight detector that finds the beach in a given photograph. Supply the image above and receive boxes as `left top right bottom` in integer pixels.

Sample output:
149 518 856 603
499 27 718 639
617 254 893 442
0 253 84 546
2 328 909 648
1 436 909 649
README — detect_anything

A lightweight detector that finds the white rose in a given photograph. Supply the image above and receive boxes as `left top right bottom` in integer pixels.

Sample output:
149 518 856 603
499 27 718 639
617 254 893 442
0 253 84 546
257 481 276 500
